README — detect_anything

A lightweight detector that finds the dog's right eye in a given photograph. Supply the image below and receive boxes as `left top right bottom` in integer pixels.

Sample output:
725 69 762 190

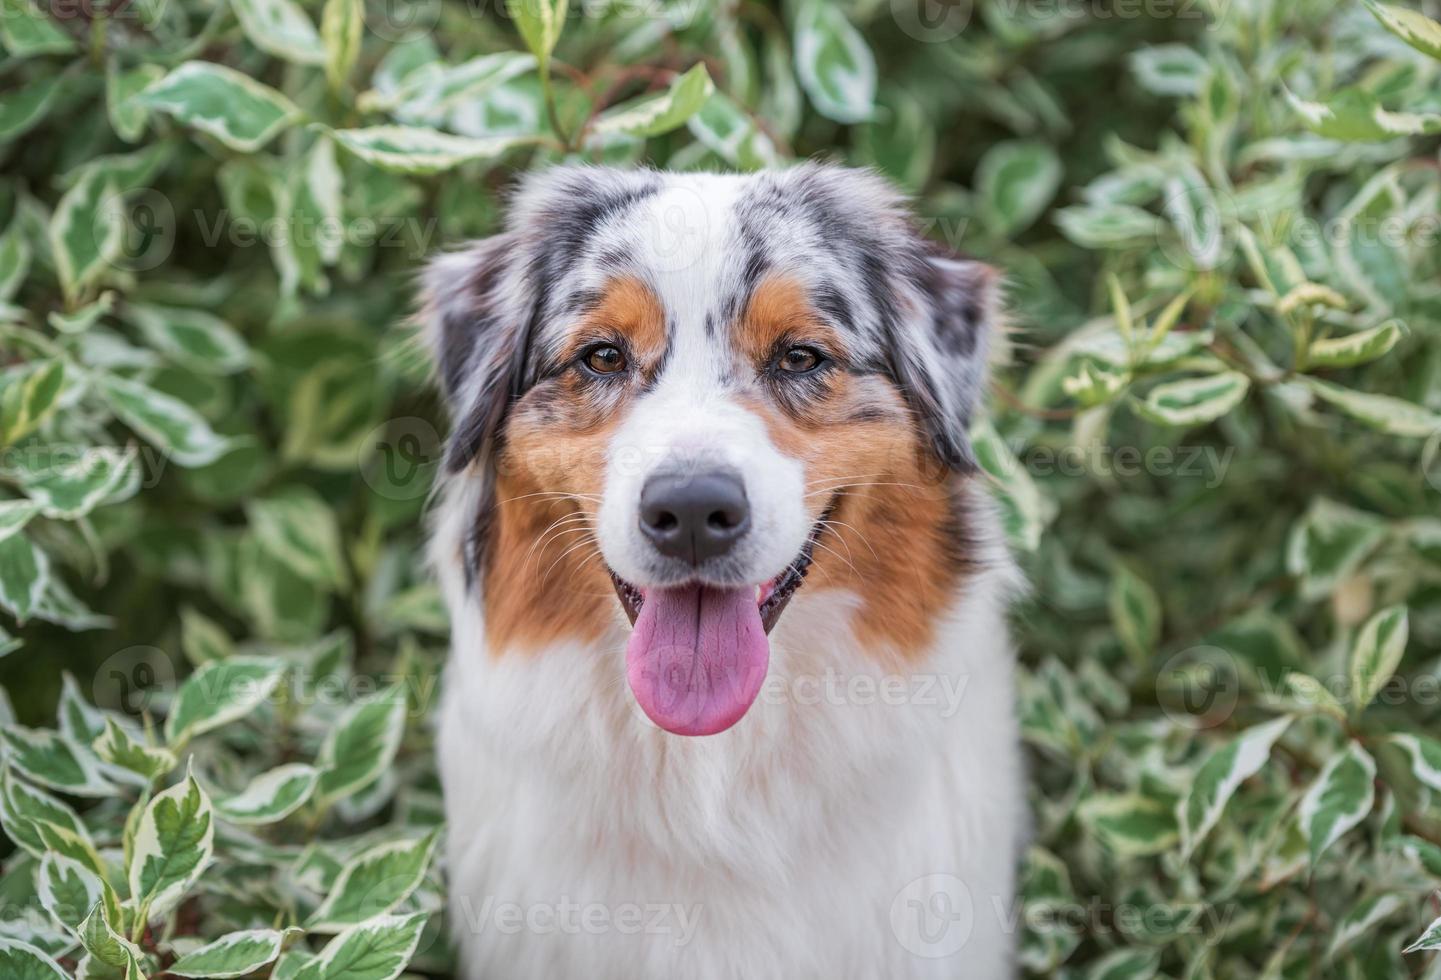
582 344 627 376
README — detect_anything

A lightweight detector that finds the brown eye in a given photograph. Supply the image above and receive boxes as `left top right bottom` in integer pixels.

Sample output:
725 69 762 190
584 345 627 375
778 346 822 374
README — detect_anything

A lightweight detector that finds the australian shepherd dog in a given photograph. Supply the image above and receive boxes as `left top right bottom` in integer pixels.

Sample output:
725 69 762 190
424 164 1024 979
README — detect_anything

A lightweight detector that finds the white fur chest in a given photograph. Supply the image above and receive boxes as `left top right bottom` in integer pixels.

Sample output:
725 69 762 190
435 541 1025 980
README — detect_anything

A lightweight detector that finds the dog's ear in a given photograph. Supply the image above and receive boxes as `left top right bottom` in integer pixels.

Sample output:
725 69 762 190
421 233 535 474
890 246 999 474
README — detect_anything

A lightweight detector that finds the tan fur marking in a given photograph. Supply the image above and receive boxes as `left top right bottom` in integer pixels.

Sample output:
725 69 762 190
735 276 968 661
480 276 667 654
561 275 668 366
735 275 845 364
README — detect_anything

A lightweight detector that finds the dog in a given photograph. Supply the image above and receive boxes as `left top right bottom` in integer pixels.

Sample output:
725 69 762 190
424 163 1024 979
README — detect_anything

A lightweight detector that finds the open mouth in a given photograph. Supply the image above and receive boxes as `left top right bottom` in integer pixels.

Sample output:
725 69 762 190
607 516 825 634
606 510 830 738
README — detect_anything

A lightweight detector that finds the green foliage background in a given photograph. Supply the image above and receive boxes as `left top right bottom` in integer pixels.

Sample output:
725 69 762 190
2 0 1441 976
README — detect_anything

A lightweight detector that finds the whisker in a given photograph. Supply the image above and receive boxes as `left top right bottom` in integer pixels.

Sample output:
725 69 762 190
804 481 926 498
812 540 859 578
523 525 595 579
521 514 594 571
541 535 603 587
819 518 879 560
499 490 604 505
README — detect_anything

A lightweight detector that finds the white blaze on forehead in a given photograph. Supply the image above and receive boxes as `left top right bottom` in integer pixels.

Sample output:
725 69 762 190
630 175 748 390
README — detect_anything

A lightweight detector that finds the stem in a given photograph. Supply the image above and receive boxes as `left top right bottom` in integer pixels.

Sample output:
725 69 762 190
539 67 572 150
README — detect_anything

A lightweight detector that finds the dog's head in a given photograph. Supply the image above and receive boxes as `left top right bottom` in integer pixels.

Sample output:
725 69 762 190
424 164 998 736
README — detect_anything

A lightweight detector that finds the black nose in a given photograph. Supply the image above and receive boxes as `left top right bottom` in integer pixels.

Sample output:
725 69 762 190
639 470 751 564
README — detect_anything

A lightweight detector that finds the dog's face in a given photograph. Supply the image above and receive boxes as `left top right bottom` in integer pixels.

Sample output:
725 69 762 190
425 165 996 736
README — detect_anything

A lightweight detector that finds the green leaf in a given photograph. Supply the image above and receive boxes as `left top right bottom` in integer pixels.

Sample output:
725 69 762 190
509 0 567 74
33 821 105 879
56 672 106 744
1390 733 1441 793
15 446 139 520
77 901 141 969
92 718 174 782
1302 377 1441 437
1129 44 1211 96
1298 742 1375 865
1076 793 1178 857
0 501 34 547
1285 498 1386 601
37 852 113 934
1363 0 1441 60
121 304 250 375
1348 604 1407 714
49 170 124 301
326 125 532 175
970 419 1052 552
1085 947 1160 980
1178 716 1292 858
688 91 778 171
1303 319 1403 369
854 89 932 190
590 63 714 140
1162 163 1224 270
127 771 216 921
163 655 287 744
1285 86 1441 141
0 725 116 796
0 359 66 445
321 0 363 92
369 51 535 119
1271 671 1346 720
216 763 319 825
0 0 75 56
976 140 1062 237
792 0 875 124
1131 372 1249 427
1109 564 1161 663
315 686 406 805
1405 915 1441 954
292 913 427 980
1061 361 1127 407
1054 204 1162 248
0 766 89 857
139 62 301 153
170 928 294 978
229 0 324 65
106 62 164 143
179 606 234 665
0 221 32 303
0 73 64 142
98 373 233 467
1329 893 1403 957
245 487 348 588
0 938 69 980
0 533 48 621
307 832 438 931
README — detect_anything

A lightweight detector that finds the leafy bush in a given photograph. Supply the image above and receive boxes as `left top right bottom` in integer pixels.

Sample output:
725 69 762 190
1 0 1441 976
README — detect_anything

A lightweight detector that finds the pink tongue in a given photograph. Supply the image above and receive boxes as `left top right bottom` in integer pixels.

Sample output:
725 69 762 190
625 585 769 736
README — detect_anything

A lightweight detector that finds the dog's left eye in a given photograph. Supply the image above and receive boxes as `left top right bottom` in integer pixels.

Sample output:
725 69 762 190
777 346 823 375
582 345 627 375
